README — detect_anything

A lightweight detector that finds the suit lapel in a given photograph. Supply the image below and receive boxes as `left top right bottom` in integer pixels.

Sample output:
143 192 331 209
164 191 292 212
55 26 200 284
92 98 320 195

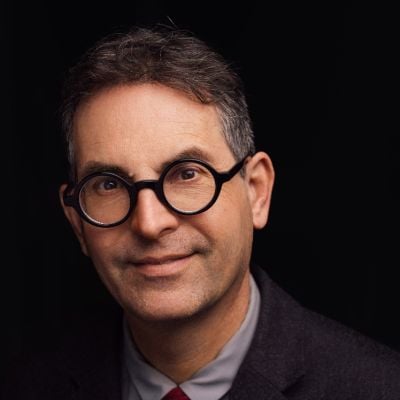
229 366 290 399
60 305 124 400
229 265 306 399
71 349 122 400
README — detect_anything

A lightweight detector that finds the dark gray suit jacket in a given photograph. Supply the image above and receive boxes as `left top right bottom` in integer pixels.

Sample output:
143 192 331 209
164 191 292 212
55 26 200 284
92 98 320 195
3 265 400 399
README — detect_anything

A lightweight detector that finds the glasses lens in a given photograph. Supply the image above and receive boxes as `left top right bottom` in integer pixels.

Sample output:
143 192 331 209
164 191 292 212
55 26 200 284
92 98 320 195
163 161 216 213
79 175 130 225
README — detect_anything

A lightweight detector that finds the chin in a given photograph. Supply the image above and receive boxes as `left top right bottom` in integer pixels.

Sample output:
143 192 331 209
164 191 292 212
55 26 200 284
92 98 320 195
123 290 210 323
127 304 203 324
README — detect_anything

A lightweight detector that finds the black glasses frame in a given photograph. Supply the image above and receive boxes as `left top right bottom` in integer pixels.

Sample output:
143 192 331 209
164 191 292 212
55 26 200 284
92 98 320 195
63 155 250 228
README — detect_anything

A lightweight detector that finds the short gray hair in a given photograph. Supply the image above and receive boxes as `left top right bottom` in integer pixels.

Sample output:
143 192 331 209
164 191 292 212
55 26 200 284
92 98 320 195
61 26 255 180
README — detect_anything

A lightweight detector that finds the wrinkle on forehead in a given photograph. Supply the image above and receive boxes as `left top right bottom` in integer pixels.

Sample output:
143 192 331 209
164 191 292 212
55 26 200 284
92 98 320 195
73 84 234 178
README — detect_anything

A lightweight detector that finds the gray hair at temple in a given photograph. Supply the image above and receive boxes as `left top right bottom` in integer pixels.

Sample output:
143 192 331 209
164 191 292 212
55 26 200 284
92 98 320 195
61 26 255 180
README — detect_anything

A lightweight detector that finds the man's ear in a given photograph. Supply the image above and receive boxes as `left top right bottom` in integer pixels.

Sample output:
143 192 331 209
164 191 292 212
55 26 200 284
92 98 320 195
244 151 275 230
59 184 89 256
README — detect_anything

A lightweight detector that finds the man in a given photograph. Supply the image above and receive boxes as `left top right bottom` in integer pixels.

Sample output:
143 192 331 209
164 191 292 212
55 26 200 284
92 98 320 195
3 26 400 399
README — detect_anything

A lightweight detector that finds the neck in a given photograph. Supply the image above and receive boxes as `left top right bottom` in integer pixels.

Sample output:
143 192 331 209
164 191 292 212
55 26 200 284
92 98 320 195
125 271 251 384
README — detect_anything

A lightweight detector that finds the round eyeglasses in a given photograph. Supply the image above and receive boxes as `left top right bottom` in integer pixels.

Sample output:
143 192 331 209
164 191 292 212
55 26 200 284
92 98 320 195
63 155 250 228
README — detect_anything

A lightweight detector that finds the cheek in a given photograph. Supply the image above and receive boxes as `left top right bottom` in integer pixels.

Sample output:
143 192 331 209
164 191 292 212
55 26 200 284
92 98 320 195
80 228 128 297
80 225 121 265
194 187 253 256
218 185 253 229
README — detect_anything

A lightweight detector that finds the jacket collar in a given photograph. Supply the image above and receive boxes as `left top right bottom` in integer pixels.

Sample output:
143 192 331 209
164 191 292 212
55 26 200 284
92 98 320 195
62 266 305 400
229 265 306 399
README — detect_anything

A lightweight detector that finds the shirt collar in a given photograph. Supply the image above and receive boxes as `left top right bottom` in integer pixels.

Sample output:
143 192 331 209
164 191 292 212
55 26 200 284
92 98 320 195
123 274 261 400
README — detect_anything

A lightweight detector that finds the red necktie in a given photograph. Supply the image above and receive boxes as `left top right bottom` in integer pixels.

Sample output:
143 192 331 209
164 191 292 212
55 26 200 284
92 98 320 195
161 386 190 400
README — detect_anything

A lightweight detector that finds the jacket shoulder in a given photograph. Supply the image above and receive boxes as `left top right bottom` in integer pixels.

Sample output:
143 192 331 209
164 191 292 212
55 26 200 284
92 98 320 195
302 307 400 394
248 265 400 399
1 304 123 400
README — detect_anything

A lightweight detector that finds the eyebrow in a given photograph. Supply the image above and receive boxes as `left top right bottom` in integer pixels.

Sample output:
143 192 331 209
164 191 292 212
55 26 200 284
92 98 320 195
159 147 214 171
79 162 129 180
78 146 215 182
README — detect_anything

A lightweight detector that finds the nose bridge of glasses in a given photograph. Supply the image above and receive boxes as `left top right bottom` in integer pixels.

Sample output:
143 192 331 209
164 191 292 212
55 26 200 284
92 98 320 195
132 179 168 212
134 179 159 193
134 178 168 202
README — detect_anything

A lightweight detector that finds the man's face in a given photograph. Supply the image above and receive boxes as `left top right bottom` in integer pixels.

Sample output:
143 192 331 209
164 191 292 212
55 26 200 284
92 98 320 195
62 83 270 322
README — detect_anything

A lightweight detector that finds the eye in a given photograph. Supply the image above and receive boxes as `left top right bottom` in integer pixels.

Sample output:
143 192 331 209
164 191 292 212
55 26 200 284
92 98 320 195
170 165 202 183
100 179 119 190
84 176 124 195
165 162 211 186
179 168 197 180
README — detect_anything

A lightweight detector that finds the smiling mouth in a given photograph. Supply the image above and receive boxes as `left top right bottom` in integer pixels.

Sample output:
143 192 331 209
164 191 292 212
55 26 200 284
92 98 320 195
132 254 194 277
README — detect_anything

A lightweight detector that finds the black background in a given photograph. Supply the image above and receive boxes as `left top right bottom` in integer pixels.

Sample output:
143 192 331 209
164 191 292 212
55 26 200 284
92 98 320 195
2 1 398 373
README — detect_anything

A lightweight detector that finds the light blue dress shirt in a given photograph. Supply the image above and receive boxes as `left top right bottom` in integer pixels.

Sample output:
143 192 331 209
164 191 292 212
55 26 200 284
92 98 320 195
122 274 260 400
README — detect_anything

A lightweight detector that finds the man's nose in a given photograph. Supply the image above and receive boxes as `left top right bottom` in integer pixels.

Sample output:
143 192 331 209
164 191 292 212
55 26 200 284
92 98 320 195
129 188 179 239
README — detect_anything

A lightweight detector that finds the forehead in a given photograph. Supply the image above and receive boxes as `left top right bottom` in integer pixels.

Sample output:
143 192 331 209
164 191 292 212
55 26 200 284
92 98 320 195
73 84 234 178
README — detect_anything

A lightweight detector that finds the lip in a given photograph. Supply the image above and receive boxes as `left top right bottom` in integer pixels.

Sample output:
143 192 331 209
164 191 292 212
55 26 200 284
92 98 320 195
132 254 194 278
